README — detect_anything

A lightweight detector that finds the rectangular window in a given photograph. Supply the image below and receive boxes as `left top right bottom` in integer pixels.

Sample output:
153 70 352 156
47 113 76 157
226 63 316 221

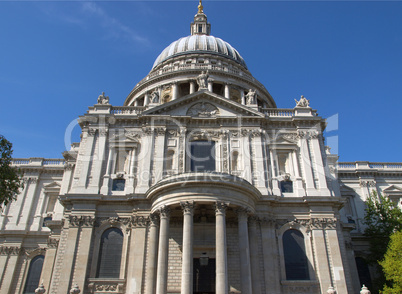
198 24 203 33
190 141 215 172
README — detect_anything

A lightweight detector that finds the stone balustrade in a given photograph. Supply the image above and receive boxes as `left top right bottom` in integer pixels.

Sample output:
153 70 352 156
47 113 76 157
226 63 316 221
12 158 65 166
111 106 146 115
262 108 295 117
338 161 402 170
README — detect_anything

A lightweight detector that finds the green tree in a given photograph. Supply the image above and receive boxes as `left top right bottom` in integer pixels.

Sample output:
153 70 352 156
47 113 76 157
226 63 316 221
363 191 402 293
379 230 402 294
0 135 23 208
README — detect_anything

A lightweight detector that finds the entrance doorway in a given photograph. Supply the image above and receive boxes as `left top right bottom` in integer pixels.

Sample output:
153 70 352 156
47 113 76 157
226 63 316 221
193 258 215 294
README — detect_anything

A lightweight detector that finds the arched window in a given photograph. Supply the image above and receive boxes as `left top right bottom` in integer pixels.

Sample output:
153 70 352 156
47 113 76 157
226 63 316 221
283 229 310 280
23 255 44 294
96 228 124 278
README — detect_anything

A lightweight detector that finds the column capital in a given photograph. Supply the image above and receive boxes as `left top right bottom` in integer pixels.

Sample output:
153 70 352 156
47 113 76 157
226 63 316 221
248 215 260 226
235 207 250 220
159 206 171 218
180 201 195 214
215 201 229 215
149 213 159 227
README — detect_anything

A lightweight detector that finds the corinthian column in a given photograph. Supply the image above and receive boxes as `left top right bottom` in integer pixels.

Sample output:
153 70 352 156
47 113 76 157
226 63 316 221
237 208 252 294
215 201 228 294
181 201 194 294
146 214 159 294
156 206 170 294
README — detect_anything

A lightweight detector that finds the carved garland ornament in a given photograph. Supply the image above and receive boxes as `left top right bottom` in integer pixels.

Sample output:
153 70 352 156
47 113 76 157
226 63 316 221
69 215 96 227
0 246 22 256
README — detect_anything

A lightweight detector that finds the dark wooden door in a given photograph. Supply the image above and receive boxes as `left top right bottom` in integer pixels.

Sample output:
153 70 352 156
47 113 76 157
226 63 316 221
193 258 215 294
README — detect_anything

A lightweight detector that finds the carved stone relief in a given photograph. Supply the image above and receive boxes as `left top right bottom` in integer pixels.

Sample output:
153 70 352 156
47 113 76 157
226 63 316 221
187 102 219 118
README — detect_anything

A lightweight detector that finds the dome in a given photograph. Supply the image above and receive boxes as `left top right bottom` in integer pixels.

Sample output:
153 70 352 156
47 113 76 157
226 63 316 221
152 35 248 70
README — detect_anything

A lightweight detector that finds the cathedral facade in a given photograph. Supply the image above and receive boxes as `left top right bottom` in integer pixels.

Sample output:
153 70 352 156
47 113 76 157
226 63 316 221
1 3 402 294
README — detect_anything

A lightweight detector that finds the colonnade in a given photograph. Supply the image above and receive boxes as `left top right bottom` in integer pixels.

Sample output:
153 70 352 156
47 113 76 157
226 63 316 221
135 81 265 108
147 201 254 294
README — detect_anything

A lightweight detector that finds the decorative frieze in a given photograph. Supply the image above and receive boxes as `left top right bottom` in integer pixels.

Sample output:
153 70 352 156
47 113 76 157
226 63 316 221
0 246 22 256
69 215 95 227
309 218 337 230
88 279 125 294
96 284 117 291
131 215 148 227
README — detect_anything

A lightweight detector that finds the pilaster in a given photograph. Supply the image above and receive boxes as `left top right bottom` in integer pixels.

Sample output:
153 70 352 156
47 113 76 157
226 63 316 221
310 133 331 195
152 128 166 185
76 128 97 190
249 217 262 294
260 218 280 293
298 131 316 194
100 148 114 194
251 132 268 193
88 127 108 194
126 216 148 294
236 208 252 294
72 216 95 293
0 246 22 294
19 177 39 230
310 219 333 294
137 127 155 193
41 238 59 292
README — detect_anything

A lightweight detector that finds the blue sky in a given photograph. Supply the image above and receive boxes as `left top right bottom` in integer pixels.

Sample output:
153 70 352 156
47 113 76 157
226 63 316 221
0 1 401 162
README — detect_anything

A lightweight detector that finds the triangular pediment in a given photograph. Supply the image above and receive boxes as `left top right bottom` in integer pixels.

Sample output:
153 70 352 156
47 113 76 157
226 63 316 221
383 185 402 193
44 182 61 188
44 182 61 193
142 90 264 118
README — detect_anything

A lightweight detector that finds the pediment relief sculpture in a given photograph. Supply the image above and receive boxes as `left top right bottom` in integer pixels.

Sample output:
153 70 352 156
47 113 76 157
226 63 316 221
187 102 219 117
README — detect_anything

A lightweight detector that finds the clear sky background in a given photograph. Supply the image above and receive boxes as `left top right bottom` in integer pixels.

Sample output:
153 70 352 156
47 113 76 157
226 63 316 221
0 0 401 162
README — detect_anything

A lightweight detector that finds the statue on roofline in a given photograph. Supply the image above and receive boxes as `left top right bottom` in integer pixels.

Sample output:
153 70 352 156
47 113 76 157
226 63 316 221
196 71 209 90
151 90 160 104
295 95 310 107
246 89 257 105
97 92 109 105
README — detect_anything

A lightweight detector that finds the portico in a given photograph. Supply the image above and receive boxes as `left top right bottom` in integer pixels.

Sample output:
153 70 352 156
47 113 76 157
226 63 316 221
146 172 260 294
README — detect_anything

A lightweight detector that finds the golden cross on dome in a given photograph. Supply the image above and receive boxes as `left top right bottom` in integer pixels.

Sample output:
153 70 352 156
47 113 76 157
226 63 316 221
198 0 204 14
